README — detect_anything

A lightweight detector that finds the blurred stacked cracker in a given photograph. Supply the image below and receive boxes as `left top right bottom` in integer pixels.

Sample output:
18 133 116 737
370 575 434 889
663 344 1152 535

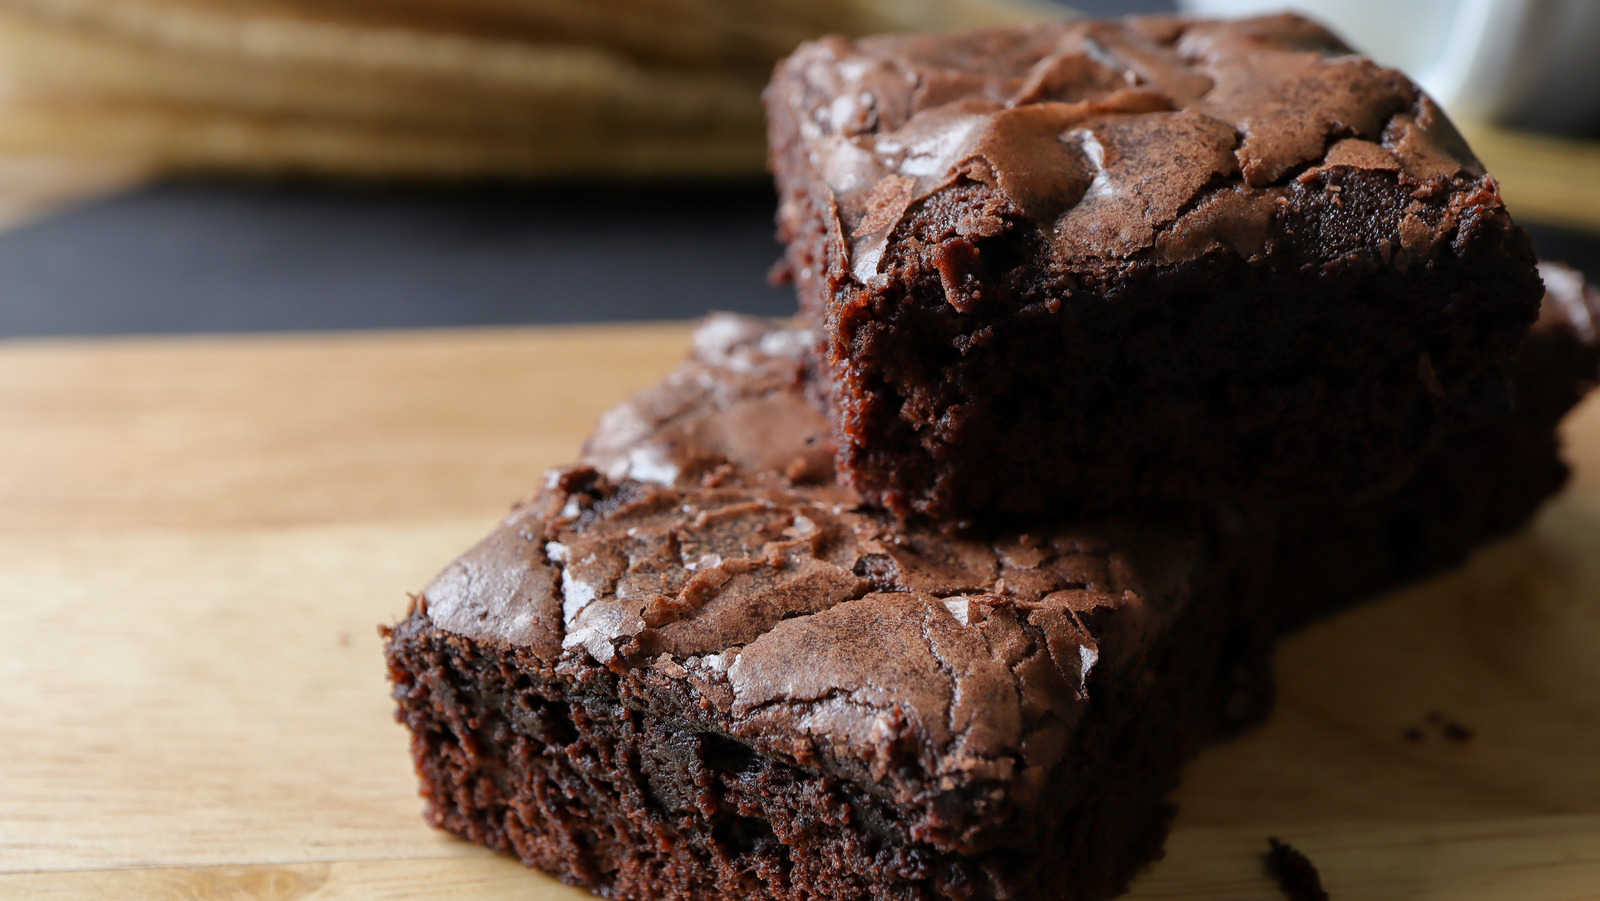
0 0 1047 180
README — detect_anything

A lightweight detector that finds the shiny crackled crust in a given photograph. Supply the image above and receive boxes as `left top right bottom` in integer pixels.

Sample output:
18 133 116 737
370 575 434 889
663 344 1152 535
385 597 1230 901
774 14 1500 275
766 14 1545 518
394 316 1255 848
581 314 834 488
385 317 1269 901
414 450 1220 851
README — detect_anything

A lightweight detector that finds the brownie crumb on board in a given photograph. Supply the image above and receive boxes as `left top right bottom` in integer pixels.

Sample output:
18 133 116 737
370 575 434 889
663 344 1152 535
1413 711 1476 743
1265 838 1330 901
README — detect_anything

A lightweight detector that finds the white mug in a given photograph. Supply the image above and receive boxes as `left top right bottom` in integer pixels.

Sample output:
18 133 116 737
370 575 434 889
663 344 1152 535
1177 0 1600 134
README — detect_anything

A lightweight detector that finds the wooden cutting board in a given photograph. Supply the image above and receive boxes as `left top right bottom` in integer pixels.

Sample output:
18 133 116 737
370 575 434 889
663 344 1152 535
4 323 1600 900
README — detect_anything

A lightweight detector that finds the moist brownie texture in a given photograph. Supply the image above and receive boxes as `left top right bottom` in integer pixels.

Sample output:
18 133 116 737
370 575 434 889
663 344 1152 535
766 14 1544 519
1269 261 1600 632
387 315 1274 901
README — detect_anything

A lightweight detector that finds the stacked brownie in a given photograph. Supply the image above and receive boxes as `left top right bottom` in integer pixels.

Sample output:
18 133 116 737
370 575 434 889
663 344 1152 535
386 14 1598 901
767 14 1543 520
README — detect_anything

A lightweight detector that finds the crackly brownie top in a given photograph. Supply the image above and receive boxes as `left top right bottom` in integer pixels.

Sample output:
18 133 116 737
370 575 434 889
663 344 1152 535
581 314 834 488
420 316 1216 819
772 13 1497 281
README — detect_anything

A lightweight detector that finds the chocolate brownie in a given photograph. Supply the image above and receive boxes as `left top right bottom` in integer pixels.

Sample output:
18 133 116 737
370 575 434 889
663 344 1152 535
1269 261 1600 632
765 14 1544 519
386 315 1275 901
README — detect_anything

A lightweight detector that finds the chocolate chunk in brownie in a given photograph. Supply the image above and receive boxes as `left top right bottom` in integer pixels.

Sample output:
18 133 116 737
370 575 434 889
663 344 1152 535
766 14 1544 520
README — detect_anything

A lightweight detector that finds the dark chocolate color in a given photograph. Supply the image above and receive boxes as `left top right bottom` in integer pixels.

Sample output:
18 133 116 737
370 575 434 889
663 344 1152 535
389 314 1272 901
1268 261 1600 631
766 14 1544 519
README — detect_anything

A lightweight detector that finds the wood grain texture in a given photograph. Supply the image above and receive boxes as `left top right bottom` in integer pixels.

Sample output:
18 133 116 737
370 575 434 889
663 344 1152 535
1460 120 1600 235
2 324 1599 900
0 322 693 532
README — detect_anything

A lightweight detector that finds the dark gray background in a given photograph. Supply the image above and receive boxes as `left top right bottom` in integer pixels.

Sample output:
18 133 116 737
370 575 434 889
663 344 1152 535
0 0 1593 337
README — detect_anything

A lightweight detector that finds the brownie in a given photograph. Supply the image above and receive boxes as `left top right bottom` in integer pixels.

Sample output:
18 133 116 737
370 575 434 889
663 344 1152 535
765 14 1544 520
1269 261 1600 632
386 265 1596 900
386 315 1275 901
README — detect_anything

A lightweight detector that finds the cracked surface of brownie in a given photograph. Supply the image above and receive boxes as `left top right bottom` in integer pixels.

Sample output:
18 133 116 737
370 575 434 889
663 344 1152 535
766 14 1544 519
387 316 1271 901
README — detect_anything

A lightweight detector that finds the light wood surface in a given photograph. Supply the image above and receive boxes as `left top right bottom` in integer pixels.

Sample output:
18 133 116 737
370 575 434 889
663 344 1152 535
3 324 1600 900
1460 120 1600 235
